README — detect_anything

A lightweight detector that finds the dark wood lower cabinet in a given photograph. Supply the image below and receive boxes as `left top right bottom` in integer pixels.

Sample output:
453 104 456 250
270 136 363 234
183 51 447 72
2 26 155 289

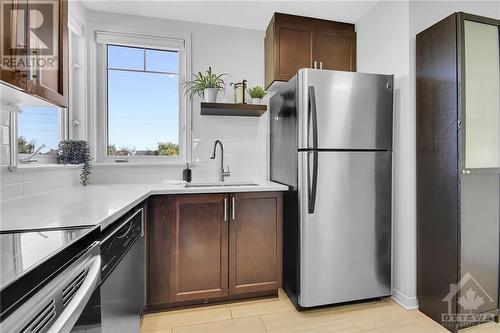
229 192 282 295
146 192 283 311
169 194 229 302
146 196 170 307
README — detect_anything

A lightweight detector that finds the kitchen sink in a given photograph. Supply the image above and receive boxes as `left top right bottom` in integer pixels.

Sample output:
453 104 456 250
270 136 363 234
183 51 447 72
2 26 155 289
185 182 259 188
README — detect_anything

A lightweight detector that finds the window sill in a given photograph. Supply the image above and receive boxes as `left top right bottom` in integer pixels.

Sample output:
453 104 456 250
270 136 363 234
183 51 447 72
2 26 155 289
94 161 189 167
13 164 82 171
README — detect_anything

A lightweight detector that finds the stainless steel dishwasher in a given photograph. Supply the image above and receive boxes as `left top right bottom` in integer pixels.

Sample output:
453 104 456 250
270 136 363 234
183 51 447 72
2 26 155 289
100 206 145 332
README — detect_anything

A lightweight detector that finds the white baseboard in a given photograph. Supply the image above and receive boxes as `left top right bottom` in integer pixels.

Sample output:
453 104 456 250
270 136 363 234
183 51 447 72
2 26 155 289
392 289 419 310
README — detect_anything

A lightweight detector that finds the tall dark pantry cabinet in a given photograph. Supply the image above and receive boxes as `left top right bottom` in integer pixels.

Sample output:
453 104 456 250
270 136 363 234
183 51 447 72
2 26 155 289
417 12 500 332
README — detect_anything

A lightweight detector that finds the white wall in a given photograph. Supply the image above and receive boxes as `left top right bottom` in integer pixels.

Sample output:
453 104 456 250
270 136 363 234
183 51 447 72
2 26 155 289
356 0 415 309
84 11 268 184
357 0 500 310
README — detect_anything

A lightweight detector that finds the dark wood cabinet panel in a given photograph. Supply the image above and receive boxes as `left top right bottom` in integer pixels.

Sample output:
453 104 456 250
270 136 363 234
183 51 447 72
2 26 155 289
168 194 229 302
416 13 460 329
276 26 313 81
265 12 356 89
27 0 68 107
417 12 500 332
315 30 356 71
1 0 68 107
229 192 282 295
146 196 171 306
0 0 28 90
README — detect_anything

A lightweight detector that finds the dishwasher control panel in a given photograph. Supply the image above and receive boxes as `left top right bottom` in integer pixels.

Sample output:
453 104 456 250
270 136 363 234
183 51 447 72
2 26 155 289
101 207 143 282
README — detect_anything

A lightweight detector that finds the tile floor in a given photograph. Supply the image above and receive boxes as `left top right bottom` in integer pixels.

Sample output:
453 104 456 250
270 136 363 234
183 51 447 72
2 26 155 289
141 290 500 333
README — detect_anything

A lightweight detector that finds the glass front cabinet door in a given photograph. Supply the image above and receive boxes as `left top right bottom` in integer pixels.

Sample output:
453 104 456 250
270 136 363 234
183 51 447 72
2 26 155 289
463 19 500 171
460 15 500 319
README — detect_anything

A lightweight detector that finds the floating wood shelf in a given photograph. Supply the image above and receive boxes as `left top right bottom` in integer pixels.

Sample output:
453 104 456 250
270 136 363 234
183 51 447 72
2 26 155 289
200 103 267 117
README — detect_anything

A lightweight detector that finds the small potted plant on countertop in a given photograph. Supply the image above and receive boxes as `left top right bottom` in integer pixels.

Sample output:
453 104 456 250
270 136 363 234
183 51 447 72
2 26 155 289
58 140 92 186
183 66 227 103
248 86 266 104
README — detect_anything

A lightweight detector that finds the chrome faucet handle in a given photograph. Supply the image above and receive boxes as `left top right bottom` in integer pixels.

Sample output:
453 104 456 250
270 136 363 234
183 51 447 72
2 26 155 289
222 165 231 179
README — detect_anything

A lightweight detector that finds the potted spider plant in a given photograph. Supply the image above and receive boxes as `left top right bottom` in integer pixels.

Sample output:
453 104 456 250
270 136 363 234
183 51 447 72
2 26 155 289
248 86 266 104
183 66 227 103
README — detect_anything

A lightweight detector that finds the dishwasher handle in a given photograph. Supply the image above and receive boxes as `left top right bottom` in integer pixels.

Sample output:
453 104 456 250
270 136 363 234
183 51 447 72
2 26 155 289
48 255 101 333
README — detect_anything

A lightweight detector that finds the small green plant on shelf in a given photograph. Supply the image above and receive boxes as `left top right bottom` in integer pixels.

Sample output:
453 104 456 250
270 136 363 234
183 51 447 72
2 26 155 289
248 86 266 99
57 140 92 186
183 66 227 102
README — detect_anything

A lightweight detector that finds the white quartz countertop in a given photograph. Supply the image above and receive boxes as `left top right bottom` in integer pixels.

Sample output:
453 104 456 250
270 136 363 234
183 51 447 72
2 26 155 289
0 181 288 232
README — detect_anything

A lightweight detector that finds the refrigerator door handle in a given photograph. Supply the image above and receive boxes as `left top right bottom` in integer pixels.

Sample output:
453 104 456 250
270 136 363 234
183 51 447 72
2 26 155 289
308 86 318 150
307 150 318 214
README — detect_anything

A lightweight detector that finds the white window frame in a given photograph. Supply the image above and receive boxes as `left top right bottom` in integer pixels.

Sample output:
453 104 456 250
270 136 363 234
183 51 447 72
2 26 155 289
94 30 191 164
68 8 87 142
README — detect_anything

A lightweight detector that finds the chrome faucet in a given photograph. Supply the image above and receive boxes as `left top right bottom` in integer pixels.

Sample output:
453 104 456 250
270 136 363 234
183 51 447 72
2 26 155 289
210 140 230 182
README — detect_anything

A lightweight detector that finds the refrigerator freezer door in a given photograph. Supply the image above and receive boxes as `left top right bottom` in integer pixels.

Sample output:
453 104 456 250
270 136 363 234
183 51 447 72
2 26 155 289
298 151 392 307
298 69 394 150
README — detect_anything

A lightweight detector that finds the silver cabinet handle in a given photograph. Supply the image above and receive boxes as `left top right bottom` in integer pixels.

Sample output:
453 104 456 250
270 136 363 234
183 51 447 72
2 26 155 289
231 196 235 221
224 197 228 221
313 61 317 69
48 255 101 333
462 170 471 175
319 61 323 69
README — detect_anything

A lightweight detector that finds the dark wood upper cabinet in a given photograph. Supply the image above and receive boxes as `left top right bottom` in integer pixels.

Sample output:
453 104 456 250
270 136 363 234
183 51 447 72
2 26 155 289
229 192 282 295
314 28 356 72
266 14 314 84
168 194 229 302
0 0 28 90
1 0 68 107
265 13 356 89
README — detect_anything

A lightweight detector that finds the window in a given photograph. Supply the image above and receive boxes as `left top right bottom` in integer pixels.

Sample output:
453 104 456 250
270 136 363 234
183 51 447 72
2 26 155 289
17 106 65 163
106 45 180 158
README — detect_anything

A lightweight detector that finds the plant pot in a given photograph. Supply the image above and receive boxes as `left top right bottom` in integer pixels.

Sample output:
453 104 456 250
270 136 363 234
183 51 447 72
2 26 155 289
251 98 262 104
203 88 217 103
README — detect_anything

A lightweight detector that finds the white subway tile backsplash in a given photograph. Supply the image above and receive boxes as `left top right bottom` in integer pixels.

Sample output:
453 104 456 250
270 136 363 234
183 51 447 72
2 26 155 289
0 166 80 201
0 167 22 184
91 120 271 184
89 165 182 184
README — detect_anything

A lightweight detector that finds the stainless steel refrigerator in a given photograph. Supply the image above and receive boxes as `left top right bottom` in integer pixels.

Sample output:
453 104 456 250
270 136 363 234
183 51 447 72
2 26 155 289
270 69 393 309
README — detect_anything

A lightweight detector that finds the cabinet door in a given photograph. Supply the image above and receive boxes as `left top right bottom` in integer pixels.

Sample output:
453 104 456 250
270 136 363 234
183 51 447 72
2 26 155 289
275 15 314 82
169 194 229 302
27 0 68 107
0 0 28 90
314 29 356 72
229 192 282 295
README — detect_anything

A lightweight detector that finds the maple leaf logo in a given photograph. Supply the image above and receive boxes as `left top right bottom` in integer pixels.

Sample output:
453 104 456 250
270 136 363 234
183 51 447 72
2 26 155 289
458 288 484 312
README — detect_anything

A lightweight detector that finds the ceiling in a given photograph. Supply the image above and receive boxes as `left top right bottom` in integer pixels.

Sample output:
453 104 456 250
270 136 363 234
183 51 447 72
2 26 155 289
80 1 380 30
